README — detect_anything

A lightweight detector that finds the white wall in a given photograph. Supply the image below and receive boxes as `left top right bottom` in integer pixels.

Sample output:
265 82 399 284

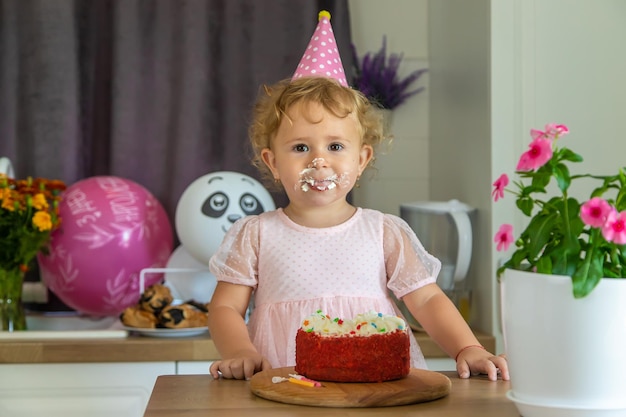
520 1 626 199
428 0 493 335
429 0 626 352
349 0 430 216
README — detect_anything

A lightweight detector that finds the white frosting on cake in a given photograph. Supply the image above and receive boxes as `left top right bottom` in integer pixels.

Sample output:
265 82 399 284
300 310 406 336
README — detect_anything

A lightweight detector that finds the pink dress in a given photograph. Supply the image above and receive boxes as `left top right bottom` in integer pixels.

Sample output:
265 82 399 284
209 208 441 369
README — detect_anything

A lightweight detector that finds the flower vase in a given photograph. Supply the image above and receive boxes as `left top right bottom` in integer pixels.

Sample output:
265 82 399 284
501 269 626 416
0 268 27 331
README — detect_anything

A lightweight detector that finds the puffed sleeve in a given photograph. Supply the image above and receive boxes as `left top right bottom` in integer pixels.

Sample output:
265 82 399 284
383 214 441 299
208 215 260 288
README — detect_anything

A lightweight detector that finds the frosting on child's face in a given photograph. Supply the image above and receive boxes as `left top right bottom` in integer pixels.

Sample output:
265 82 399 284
297 158 351 192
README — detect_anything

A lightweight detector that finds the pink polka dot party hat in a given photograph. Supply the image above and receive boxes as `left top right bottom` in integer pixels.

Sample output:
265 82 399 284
292 10 347 86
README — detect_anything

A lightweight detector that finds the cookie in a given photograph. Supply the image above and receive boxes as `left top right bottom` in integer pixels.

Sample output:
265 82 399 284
139 284 173 313
184 299 209 313
159 303 208 329
120 305 159 328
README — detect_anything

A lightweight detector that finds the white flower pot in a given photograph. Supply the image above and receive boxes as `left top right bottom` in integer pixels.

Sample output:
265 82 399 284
501 269 626 417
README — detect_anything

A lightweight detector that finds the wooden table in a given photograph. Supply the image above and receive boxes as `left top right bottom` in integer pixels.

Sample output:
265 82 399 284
143 372 519 417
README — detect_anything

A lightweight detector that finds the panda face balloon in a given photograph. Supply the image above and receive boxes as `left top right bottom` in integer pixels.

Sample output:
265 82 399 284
175 171 275 264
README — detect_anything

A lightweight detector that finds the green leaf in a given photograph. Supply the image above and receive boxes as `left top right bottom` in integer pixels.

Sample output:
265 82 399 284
524 212 559 260
615 170 626 210
551 250 577 276
553 163 571 192
558 148 583 163
602 267 620 278
535 256 552 274
502 247 531 272
531 171 551 189
572 252 603 298
517 196 534 217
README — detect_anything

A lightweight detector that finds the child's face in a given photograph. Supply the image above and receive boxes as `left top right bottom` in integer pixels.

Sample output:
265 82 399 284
261 101 373 208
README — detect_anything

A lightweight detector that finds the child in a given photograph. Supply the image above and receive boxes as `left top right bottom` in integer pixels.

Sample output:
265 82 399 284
207 11 508 382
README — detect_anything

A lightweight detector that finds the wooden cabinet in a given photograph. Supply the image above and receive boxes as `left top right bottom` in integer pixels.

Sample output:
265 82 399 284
0 335 217 417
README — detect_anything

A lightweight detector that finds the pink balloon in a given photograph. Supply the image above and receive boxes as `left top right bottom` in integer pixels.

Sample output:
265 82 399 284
38 176 173 316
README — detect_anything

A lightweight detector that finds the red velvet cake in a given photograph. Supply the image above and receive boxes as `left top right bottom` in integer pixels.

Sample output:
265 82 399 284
294 311 410 383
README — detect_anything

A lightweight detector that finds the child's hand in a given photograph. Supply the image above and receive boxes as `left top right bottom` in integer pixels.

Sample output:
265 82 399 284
455 346 509 381
209 351 272 380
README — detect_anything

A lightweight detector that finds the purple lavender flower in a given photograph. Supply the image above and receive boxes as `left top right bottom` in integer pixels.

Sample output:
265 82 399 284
350 36 427 110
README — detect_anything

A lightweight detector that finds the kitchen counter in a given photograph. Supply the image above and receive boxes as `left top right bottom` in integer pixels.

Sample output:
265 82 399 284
143 371 517 416
0 330 495 363
0 330 498 417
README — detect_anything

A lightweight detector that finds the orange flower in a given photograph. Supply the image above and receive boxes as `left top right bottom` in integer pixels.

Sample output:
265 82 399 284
32 210 53 231
31 193 49 210
1 174 66 271
1 189 14 211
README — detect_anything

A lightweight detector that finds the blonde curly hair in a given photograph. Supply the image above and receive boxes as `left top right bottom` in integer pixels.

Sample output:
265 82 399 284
248 77 385 189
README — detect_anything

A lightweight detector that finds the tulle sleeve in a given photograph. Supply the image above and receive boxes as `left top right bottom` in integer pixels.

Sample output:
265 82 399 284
383 214 441 299
208 216 260 288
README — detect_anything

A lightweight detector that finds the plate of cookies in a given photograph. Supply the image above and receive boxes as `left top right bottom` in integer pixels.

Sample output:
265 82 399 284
119 282 210 338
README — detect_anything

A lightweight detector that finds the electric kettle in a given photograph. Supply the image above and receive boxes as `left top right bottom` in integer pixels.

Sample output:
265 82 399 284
399 199 475 290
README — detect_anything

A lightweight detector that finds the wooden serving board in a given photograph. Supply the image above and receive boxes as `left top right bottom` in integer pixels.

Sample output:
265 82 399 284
249 366 451 408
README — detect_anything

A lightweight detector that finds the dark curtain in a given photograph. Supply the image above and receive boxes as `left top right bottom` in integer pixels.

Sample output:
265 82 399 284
0 0 353 220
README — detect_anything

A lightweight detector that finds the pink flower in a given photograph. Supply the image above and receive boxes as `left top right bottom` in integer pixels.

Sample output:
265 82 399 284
530 123 569 140
492 174 509 202
580 197 612 228
546 123 569 138
530 128 548 140
602 210 626 244
516 138 553 171
494 224 514 251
